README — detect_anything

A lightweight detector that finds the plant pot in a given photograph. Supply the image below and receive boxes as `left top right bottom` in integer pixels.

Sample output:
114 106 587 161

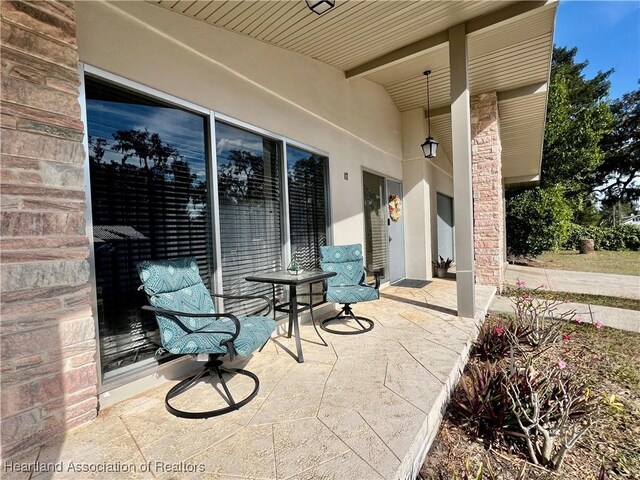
436 268 448 278
287 268 303 275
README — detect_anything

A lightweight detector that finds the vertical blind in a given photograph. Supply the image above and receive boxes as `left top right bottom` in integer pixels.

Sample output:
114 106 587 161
287 146 328 271
216 122 284 315
85 76 213 377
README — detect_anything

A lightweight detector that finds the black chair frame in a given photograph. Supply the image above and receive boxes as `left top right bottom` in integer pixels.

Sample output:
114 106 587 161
320 267 381 335
142 292 272 419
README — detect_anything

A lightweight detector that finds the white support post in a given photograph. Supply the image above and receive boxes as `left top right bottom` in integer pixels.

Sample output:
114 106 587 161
448 23 476 318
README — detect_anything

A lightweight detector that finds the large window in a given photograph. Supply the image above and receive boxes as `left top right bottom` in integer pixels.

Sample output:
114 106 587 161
287 146 328 270
216 122 284 314
85 72 331 382
86 76 213 378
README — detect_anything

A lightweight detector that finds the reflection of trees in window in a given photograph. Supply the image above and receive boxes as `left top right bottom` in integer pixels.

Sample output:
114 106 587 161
215 136 283 315
89 127 210 375
288 151 328 270
217 149 266 203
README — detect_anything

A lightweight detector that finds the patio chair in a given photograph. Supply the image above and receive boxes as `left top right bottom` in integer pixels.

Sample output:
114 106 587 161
319 244 380 335
137 257 276 419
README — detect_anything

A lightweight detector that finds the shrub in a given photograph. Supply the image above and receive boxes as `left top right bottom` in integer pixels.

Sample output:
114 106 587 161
511 282 574 349
472 317 531 362
452 361 510 439
564 223 640 251
506 185 573 256
504 365 598 471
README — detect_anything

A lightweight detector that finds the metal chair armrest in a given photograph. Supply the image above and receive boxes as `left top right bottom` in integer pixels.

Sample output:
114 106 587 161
363 267 381 290
210 292 273 317
142 305 241 346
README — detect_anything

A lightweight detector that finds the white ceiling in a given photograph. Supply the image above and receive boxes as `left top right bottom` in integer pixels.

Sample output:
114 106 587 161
151 0 557 181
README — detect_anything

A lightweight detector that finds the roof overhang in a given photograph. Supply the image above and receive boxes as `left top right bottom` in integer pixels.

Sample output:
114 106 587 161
151 0 557 181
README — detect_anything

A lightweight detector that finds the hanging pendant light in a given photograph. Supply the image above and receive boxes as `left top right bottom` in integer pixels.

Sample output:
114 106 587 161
305 0 335 15
420 70 439 159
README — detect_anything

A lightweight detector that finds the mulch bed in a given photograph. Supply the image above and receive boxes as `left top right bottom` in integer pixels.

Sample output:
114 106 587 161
420 317 640 479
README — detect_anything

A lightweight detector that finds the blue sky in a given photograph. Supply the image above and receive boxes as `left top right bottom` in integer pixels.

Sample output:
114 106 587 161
554 1 640 99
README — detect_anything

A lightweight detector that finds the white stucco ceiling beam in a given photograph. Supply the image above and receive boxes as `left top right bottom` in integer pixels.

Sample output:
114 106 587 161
345 31 448 79
345 1 554 80
497 81 548 102
423 80 548 119
504 174 541 185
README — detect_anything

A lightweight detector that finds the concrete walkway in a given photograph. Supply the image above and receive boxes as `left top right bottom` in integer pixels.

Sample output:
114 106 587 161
490 295 640 334
505 264 640 300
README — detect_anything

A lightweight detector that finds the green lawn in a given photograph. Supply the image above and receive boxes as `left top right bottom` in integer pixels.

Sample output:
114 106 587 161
535 250 640 276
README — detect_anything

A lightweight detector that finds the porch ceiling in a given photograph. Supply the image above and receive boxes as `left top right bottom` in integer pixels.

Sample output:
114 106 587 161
151 0 557 180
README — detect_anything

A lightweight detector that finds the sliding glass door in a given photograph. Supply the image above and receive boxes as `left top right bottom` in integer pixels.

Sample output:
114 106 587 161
215 122 284 314
287 145 329 270
85 76 213 379
84 71 331 384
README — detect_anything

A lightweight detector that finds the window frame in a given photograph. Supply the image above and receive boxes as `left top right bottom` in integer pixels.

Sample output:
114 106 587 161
80 64 331 391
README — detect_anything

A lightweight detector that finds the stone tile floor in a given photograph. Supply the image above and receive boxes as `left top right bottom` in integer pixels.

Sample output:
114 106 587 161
9 279 495 480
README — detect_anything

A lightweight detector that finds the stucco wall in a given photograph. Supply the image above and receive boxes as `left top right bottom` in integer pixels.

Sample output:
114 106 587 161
400 108 453 279
75 0 403 247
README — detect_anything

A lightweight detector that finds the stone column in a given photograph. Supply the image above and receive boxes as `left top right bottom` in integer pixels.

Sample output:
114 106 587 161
1 0 97 459
471 91 504 290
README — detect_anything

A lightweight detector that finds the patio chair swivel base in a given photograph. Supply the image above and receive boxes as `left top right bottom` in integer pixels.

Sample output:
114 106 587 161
166 354 259 419
320 303 374 335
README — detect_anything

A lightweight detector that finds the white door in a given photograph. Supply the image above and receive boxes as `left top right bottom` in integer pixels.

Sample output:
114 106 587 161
387 180 405 283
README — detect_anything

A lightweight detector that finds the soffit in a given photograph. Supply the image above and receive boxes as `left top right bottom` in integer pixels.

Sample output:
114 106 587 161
149 1 556 179
499 93 547 179
429 92 547 179
361 5 556 112
152 0 515 71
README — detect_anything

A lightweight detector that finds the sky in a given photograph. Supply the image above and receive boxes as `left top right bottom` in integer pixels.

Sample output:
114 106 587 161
554 0 640 100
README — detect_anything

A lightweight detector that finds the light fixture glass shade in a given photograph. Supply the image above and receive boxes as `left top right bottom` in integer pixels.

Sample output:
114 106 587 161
421 137 439 158
305 0 335 15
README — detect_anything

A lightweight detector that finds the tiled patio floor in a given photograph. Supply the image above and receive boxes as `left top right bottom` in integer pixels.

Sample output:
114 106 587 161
12 279 495 480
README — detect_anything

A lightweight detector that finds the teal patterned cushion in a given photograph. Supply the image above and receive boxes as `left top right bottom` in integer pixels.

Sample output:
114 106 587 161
138 257 205 296
326 285 379 303
163 316 276 356
321 244 364 263
320 244 378 305
137 257 275 356
320 244 365 287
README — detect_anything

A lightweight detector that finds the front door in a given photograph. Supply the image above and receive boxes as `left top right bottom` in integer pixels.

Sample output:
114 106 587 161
363 171 388 280
437 193 455 261
387 180 405 283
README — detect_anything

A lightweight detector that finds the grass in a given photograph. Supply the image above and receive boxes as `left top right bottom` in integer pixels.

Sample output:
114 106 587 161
502 286 640 311
420 315 640 479
533 250 640 276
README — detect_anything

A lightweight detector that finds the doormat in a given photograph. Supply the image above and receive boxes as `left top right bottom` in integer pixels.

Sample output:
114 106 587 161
391 279 431 288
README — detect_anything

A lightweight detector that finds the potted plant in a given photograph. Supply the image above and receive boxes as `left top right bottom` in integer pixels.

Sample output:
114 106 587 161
432 255 453 278
287 254 304 275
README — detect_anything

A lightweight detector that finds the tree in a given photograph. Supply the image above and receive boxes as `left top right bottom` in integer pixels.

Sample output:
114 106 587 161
592 85 640 211
112 128 179 169
506 185 573 256
88 135 107 164
540 46 614 219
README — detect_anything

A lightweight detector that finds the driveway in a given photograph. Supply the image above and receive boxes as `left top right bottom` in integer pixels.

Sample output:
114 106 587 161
505 264 640 300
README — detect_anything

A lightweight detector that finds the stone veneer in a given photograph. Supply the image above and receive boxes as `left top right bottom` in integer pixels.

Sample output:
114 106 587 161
1 0 97 459
471 91 504 290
